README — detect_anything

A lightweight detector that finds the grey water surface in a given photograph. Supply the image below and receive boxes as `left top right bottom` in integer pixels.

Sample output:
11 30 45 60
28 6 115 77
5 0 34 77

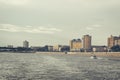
0 53 120 80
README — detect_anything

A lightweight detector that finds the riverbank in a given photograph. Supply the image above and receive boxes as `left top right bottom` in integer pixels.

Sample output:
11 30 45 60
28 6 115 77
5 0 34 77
1 51 120 58
36 52 120 58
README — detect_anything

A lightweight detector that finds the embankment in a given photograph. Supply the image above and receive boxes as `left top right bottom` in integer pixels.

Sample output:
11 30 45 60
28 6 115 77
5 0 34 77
36 52 120 58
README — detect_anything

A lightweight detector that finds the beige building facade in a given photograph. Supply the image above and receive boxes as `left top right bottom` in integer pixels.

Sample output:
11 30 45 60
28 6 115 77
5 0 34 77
82 35 91 51
70 39 82 51
53 45 62 52
108 35 120 48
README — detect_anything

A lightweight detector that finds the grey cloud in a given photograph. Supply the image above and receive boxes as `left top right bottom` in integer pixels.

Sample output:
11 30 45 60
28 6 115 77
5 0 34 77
86 24 102 30
0 0 120 46
0 24 62 34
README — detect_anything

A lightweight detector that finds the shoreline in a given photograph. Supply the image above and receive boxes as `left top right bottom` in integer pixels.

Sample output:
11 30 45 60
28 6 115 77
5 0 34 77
35 52 120 58
0 52 120 58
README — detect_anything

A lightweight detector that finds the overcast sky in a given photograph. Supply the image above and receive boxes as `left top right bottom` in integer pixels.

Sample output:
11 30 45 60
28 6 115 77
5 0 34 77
0 0 120 47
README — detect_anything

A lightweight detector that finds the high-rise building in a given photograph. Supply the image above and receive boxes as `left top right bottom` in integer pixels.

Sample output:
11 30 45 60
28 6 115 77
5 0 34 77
82 35 91 51
70 39 82 52
108 35 120 48
115 39 120 46
23 40 29 48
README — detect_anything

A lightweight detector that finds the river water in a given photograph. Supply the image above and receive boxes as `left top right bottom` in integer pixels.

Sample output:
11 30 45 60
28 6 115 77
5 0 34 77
0 52 120 80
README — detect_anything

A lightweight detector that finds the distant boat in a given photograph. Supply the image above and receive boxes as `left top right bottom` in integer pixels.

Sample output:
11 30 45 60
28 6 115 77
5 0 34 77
65 51 67 54
90 55 97 59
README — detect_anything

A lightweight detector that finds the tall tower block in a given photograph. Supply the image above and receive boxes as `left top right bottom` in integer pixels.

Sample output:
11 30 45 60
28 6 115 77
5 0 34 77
23 40 29 48
83 35 91 51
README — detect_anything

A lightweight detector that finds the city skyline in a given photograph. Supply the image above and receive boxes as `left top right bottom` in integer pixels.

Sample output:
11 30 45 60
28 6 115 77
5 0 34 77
0 0 120 46
1 34 119 47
